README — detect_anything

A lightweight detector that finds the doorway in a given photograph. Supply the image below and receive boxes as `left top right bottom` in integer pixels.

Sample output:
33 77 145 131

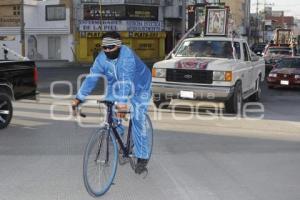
48 36 61 59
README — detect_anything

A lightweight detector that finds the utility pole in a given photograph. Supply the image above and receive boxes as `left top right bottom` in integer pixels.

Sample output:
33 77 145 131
255 0 259 43
182 0 187 36
262 1 274 42
20 0 25 57
99 0 103 34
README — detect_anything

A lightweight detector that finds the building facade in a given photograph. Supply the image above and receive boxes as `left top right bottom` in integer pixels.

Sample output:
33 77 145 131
252 7 296 43
186 0 251 38
0 0 74 61
220 0 250 36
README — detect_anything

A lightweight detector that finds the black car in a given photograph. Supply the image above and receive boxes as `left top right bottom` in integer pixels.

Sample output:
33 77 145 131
0 60 38 129
251 43 266 56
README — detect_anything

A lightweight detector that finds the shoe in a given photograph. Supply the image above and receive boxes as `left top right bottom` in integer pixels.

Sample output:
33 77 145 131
135 158 149 174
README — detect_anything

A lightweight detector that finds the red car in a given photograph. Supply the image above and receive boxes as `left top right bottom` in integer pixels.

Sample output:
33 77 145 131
267 57 300 89
264 46 293 75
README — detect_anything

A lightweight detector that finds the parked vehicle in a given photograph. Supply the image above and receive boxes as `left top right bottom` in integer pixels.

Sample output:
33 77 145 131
152 36 265 114
264 46 293 75
251 43 266 56
0 60 38 129
267 57 300 89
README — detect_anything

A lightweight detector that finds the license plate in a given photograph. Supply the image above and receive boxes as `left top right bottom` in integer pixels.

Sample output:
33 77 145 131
280 80 289 85
180 91 194 99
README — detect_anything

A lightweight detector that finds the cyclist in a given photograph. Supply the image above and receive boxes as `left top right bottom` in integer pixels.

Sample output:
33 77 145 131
72 31 152 174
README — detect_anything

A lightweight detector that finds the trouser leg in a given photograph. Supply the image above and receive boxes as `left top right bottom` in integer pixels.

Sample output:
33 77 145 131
131 92 151 159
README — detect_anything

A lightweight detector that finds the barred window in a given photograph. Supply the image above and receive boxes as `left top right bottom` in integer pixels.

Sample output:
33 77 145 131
46 5 66 21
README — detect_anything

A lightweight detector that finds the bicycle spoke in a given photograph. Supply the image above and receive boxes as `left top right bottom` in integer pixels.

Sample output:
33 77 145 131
94 134 104 162
83 128 118 197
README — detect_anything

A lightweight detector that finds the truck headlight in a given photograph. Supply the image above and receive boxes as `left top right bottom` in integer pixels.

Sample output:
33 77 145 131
213 71 232 81
268 73 277 78
152 68 166 78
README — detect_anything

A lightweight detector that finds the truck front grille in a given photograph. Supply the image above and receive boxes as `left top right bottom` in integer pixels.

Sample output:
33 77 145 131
166 69 213 84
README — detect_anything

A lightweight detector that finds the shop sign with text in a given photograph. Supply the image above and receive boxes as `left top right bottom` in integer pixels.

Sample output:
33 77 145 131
79 20 163 32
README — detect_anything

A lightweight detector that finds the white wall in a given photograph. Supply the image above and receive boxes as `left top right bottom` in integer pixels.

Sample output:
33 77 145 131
60 34 74 61
36 35 48 60
35 34 74 61
25 0 73 61
25 1 71 34
0 36 21 60
0 0 73 61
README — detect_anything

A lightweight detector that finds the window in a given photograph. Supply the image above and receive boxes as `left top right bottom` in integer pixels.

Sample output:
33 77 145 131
13 5 20 16
243 43 250 61
175 40 241 59
277 58 300 69
46 5 66 21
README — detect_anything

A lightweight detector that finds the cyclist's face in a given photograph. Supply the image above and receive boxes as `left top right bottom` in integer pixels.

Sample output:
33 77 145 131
103 45 121 60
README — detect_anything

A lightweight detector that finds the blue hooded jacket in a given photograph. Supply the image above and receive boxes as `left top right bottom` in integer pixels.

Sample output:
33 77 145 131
76 45 152 103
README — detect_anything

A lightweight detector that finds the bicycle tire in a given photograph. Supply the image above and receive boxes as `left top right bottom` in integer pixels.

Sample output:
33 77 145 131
83 128 118 197
129 114 154 170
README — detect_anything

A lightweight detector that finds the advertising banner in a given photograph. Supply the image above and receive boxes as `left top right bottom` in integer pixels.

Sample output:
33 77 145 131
79 20 163 32
83 5 158 21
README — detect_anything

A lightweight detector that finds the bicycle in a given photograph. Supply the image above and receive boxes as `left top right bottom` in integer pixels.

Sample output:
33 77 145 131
75 100 153 197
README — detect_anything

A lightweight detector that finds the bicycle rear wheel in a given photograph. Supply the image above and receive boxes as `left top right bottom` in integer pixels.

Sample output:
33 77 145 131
129 114 153 170
83 128 118 197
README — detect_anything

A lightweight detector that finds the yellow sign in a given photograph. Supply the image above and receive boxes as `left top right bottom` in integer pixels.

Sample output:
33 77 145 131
80 31 166 39
129 32 165 38
80 32 100 38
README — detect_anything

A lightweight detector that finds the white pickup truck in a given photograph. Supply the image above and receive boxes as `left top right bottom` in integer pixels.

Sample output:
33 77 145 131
152 37 265 113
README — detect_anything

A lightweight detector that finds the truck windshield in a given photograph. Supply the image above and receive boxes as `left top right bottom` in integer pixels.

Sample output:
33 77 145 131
175 40 241 59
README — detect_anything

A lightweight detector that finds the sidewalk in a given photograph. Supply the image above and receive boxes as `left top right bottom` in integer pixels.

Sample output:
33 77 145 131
35 60 156 69
35 60 91 68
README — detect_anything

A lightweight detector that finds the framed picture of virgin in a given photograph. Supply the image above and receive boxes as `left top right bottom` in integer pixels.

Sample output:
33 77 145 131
205 7 228 36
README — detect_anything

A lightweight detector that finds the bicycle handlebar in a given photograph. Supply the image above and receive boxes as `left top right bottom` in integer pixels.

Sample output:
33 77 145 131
72 105 86 118
72 101 130 118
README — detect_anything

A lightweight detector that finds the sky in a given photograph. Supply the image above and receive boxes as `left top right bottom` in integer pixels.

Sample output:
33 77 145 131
251 0 300 18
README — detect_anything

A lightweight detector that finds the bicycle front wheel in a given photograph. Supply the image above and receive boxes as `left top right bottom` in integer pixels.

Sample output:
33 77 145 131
83 128 118 197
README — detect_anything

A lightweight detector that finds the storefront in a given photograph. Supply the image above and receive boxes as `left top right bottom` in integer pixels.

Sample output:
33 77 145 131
76 3 166 63
76 20 166 62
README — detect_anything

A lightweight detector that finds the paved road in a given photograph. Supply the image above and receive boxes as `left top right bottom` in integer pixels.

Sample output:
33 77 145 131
0 67 300 200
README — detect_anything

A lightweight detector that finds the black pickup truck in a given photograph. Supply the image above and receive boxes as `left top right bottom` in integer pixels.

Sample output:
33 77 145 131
0 60 38 129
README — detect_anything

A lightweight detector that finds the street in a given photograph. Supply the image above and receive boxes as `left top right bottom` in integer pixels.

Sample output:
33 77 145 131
1 66 300 200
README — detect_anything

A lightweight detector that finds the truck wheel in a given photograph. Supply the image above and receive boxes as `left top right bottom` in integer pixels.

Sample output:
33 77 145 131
153 95 170 109
249 78 262 102
225 82 242 114
0 93 13 129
